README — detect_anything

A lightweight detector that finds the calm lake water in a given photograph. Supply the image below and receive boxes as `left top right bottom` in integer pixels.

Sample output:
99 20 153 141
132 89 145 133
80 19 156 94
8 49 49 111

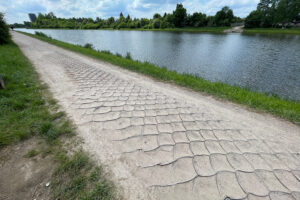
17 29 300 101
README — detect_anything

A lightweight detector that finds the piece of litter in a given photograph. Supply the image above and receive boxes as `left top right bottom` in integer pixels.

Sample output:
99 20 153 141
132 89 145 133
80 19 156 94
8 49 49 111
46 182 50 187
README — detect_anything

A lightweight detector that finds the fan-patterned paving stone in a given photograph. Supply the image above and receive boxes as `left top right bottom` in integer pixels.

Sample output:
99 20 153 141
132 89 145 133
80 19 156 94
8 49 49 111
193 155 215 176
244 153 273 171
15 32 300 200
186 131 204 142
205 141 225 154
66 57 300 199
227 153 254 172
174 143 192 160
274 170 300 192
256 170 289 193
270 192 296 200
219 140 241 153
216 171 246 199
210 154 235 172
190 141 209 155
236 171 269 196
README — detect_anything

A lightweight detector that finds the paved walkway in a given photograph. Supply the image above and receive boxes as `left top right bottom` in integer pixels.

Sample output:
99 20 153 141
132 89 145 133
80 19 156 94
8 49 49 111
13 32 300 200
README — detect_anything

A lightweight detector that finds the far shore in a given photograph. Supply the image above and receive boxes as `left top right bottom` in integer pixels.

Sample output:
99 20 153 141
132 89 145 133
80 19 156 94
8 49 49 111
16 26 300 35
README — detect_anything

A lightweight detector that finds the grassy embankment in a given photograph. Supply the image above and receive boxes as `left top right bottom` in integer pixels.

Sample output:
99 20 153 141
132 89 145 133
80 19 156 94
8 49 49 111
244 28 300 35
20 31 300 125
0 42 117 199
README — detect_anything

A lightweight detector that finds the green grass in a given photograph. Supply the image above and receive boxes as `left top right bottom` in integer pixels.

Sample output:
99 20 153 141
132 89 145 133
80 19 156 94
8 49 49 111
0 42 73 147
0 41 117 199
19 31 300 125
244 28 300 35
52 151 117 200
24 149 39 158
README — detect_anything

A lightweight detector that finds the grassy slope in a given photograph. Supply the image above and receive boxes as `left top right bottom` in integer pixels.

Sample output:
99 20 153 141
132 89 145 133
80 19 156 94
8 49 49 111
244 28 300 35
0 42 71 146
19 31 300 125
0 42 117 199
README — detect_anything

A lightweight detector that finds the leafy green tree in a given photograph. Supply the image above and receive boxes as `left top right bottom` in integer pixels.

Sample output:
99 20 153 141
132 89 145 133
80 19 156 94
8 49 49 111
28 13 37 22
160 20 168 29
173 3 187 27
152 18 161 28
119 12 125 22
0 13 10 44
107 17 115 25
214 6 234 26
245 10 262 28
275 0 300 24
140 18 150 27
245 0 300 28
188 12 207 27
153 13 162 19
126 14 131 22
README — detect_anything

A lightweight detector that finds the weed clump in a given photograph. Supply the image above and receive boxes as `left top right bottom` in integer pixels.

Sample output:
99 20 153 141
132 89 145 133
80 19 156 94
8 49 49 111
52 151 116 200
24 149 39 158
115 53 122 57
125 52 132 60
83 43 93 49
35 31 51 39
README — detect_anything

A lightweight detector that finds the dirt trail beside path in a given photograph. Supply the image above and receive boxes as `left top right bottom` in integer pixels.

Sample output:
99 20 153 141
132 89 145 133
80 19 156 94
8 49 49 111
12 32 300 200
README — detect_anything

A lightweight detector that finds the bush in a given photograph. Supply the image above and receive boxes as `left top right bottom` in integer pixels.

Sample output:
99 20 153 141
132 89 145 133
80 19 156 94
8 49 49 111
115 53 122 57
125 52 132 60
83 43 93 49
152 18 161 29
100 50 112 55
0 13 10 44
35 31 50 38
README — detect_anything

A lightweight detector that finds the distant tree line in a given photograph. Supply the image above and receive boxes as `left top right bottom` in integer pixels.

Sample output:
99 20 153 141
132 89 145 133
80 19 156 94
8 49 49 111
245 0 300 28
25 4 242 30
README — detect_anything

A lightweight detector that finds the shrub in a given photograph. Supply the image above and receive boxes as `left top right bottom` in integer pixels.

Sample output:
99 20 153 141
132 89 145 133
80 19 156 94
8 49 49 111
125 52 132 60
0 13 10 44
83 43 93 49
152 18 161 29
115 53 122 57
100 50 112 55
35 31 50 38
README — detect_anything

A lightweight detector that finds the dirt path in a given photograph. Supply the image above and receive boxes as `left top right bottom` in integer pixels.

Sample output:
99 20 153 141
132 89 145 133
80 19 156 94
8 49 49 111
12 32 300 200
224 26 244 33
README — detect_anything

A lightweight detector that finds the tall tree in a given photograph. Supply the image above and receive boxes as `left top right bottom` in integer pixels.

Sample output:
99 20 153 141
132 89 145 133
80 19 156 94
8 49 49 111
28 13 37 22
173 3 187 27
214 6 234 26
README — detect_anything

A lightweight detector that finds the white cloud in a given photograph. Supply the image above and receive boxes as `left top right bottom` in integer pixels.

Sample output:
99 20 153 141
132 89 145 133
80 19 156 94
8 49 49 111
0 0 259 24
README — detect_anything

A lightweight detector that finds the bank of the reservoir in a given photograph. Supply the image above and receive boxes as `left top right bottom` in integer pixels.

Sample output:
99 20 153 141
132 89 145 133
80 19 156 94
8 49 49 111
18 31 300 125
244 28 300 35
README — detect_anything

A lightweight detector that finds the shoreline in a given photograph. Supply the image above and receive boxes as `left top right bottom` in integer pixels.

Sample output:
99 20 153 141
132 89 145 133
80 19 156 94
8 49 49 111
17 27 300 35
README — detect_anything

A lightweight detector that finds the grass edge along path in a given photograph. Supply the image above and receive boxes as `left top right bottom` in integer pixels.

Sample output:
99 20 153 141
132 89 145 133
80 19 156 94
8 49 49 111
0 41 118 199
19 31 300 125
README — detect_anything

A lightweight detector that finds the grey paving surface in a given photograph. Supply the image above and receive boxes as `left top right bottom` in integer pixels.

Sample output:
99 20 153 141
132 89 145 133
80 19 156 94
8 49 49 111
13 32 300 200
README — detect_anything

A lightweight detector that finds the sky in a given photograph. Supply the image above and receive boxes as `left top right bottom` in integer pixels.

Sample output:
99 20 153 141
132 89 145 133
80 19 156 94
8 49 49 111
0 0 259 24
